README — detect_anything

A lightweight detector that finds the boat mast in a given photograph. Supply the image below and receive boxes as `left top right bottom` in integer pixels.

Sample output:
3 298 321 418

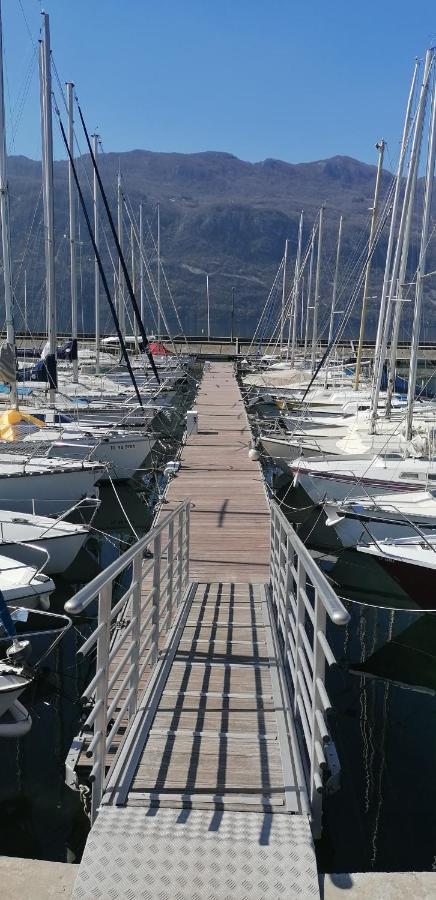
66 82 78 383
370 56 425 431
131 222 138 353
354 139 385 390
289 213 303 365
280 239 288 349
405 71 436 443
311 204 324 374
117 171 125 338
0 0 16 406
206 272 210 341
303 226 315 360
92 133 100 374
384 139 420 417
139 202 144 328
157 201 161 340
325 214 343 386
39 12 56 405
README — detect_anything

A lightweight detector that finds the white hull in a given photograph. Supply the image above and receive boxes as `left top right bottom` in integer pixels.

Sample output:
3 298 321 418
0 669 31 718
45 433 156 480
0 519 88 575
294 470 426 504
0 698 32 737
333 513 436 547
0 458 102 515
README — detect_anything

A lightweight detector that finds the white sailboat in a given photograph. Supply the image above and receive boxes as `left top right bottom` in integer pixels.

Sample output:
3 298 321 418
324 490 436 546
0 453 104 516
0 509 89 574
0 661 33 736
0 553 54 609
19 423 155 481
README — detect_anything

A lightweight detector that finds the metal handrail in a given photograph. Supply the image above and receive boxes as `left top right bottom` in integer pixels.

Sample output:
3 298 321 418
65 500 189 614
269 499 350 838
64 498 191 822
271 501 348 624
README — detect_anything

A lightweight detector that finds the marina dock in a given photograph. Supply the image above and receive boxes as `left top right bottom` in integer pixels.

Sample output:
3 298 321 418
65 361 350 898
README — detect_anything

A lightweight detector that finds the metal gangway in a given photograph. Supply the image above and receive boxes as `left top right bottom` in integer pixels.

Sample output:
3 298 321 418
66 499 349 899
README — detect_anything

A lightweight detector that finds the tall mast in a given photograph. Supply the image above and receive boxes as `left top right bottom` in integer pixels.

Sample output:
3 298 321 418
289 214 303 365
206 273 210 340
157 201 161 340
66 82 78 382
325 214 343 386
139 202 144 327
300 276 304 342
131 221 138 352
371 53 432 430
39 11 56 404
371 59 419 374
280 239 288 349
304 227 315 360
92 133 100 373
117 171 125 337
0 0 16 405
384 143 419 416
405 72 436 443
311 204 324 374
354 139 385 389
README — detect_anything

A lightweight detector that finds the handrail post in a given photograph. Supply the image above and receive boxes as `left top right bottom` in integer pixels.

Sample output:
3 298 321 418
129 552 142 718
183 502 190 590
91 580 111 822
166 518 174 629
310 589 326 838
151 532 161 666
176 506 184 607
294 556 304 717
283 534 292 660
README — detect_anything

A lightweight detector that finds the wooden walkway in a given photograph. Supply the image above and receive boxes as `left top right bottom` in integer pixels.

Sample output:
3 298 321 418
72 363 319 899
166 361 270 582
122 580 301 813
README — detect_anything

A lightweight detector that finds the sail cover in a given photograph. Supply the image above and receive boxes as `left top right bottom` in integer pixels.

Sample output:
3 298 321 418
0 409 45 442
0 342 16 384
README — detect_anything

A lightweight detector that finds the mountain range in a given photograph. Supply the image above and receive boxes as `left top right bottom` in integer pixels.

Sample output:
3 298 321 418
5 148 436 340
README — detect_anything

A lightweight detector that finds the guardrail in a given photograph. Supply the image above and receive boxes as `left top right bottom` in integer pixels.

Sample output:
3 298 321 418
65 499 190 821
269 500 350 837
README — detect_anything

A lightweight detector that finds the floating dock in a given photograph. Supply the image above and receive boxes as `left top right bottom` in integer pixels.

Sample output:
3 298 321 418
67 361 349 899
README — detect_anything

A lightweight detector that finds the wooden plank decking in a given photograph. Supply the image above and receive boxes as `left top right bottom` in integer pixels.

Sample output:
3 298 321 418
71 362 270 777
123 580 302 814
102 365 303 815
166 361 270 583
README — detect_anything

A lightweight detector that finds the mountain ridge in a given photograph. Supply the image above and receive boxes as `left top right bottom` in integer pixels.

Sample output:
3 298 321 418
4 148 434 339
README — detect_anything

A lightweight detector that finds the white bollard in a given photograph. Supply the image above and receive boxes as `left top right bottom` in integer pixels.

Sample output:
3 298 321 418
186 409 198 436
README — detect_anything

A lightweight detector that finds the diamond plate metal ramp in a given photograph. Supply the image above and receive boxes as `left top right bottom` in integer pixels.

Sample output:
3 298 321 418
72 806 319 899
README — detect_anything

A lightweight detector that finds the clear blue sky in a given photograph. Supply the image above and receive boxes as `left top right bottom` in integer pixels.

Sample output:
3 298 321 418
3 0 436 168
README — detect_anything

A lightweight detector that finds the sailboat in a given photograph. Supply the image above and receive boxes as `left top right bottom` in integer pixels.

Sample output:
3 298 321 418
261 50 436 513
0 10 107 514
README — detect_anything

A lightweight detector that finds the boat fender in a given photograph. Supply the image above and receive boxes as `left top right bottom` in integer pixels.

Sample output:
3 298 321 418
164 461 181 478
6 639 32 664
0 699 32 739
39 594 51 612
248 448 259 461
